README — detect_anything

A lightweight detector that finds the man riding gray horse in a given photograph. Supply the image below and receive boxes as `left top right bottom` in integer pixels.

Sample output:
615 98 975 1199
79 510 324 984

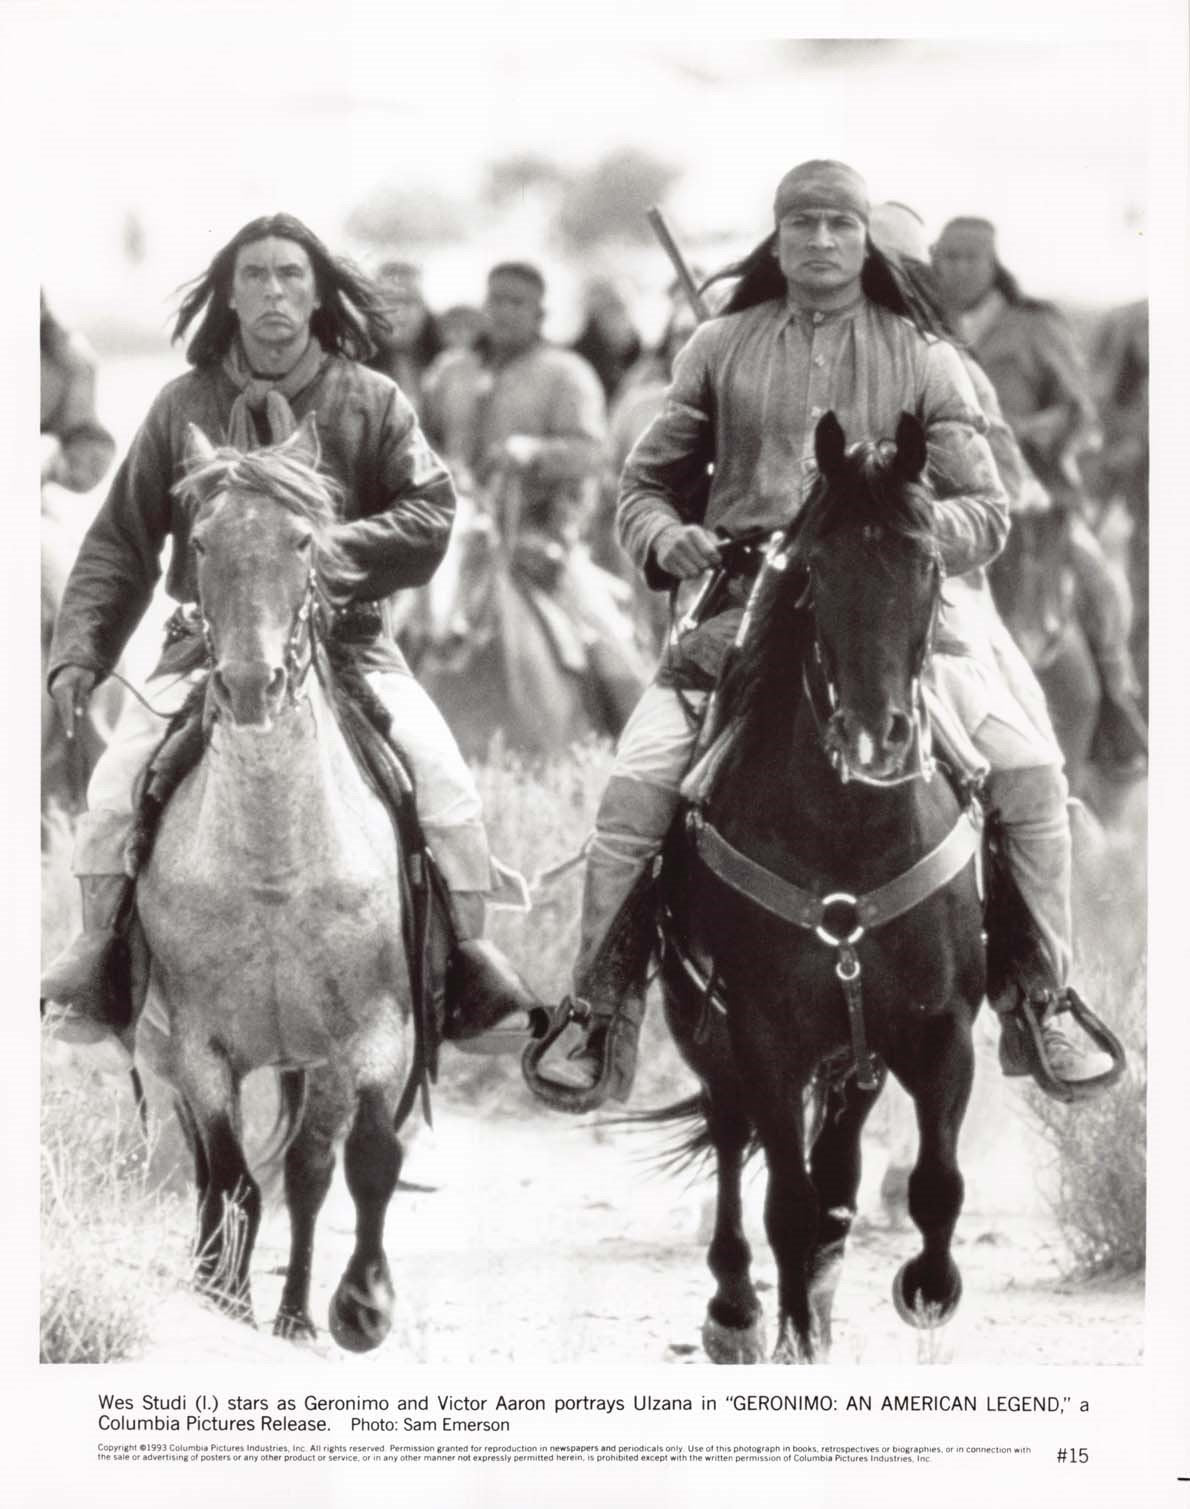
42 212 540 1066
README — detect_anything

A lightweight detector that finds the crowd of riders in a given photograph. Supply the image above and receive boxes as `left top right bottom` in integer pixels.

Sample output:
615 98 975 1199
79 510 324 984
40 164 1148 1108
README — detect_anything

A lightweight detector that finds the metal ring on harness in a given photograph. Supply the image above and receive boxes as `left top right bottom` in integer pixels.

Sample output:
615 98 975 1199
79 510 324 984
814 892 864 948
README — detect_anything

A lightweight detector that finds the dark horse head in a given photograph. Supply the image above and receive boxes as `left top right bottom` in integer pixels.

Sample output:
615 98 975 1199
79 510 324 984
795 410 942 785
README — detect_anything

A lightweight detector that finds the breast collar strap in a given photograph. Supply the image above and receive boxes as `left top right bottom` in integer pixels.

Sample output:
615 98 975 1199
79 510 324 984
688 802 981 942
688 801 982 1090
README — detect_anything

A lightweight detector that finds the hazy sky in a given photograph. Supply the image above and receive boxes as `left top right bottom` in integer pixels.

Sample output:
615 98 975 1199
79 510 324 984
26 3 1169 328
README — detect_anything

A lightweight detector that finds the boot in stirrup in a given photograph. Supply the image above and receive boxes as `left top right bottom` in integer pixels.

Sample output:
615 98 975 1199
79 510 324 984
41 873 135 1068
997 985 1126 1102
524 990 647 1113
442 939 549 1056
523 868 657 1114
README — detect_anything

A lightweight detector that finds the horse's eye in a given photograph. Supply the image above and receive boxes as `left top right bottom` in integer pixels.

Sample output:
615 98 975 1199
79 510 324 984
296 535 313 553
192 538 206 557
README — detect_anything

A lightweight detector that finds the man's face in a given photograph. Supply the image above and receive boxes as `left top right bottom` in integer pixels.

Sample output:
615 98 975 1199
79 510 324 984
379 275 427 351
776 206 867 298
485 274 543 355
229 236 320 345
932 228 997 312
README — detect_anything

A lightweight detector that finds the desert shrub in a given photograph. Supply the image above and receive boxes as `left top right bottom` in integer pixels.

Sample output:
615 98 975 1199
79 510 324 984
1027 803 1147 1276
40 1054 191 1362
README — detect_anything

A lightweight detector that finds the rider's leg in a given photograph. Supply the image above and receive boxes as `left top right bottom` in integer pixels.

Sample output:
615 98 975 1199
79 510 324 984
41 671 197 1057
1067 515 1147 773
528 683 707 1109
364 669 542 1048
931 651 1114 1091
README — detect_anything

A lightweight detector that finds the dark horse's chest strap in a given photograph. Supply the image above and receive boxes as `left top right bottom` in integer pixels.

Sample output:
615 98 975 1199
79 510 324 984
689 805 981 938
688 803 982 1089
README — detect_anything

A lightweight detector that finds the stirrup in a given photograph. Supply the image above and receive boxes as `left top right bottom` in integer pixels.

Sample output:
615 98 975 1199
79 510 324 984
522 997 636 1114
999 988 1127 1103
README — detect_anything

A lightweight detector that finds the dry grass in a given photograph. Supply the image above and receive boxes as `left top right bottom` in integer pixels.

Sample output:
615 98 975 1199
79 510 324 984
1025 797 1148 1277
39 1050 193 1362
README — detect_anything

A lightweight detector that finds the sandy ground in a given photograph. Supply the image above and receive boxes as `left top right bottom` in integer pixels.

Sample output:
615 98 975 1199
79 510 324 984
127 1029 1143 1370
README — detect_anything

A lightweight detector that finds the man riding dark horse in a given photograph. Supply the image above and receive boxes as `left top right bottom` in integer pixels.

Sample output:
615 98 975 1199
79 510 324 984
41 213 540 1067
525 160 1120 1112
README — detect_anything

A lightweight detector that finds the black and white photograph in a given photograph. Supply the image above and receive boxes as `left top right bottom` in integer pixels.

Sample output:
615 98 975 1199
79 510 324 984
6 1 1188 1504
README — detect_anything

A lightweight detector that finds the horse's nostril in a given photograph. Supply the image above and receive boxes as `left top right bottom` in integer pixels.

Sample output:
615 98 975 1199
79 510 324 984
886 710 912 749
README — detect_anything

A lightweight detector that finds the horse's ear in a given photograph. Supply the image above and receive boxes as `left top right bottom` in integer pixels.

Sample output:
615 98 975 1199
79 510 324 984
184 423 218 469
284 412 321 469
814 411 846 476
892 412 928 480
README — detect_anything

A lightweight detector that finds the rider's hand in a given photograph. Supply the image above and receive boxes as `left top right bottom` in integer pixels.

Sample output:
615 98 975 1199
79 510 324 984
50 665 98 742
654 524 723 579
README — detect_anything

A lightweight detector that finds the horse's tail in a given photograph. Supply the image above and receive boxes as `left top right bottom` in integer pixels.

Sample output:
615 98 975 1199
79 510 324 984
606 1093 759 1179
256 1069 308 1169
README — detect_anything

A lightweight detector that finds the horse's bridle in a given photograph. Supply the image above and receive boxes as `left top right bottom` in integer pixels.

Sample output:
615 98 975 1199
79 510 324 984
199 564 322 710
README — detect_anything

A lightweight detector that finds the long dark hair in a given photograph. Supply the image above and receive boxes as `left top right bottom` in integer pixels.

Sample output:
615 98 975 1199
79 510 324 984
172 213 392 367
701 232 953 342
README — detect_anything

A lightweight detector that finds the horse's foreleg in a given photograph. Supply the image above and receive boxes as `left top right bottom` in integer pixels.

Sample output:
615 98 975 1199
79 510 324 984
807 1071 885 1354
739 1039 819 1364
177 1047 259 1324
891 1019 974 1328
193 1114 261 1325
330 1084 402 1353
701 1094 765 1365
274 1076 336 1342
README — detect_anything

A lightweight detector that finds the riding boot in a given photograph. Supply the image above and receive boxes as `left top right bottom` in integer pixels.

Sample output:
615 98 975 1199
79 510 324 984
41 873 135 1070
440 892 548 1056
523 837 660 1113
985 764 1124 1100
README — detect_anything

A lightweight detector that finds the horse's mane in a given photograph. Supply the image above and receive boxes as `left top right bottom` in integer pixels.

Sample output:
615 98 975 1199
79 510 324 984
173 441 368 606
710 438 937 788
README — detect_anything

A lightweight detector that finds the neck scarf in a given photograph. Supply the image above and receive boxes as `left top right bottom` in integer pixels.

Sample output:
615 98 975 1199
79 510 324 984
222 335 325 448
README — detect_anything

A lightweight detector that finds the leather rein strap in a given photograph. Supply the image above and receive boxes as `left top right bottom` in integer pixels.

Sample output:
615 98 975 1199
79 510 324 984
688 803 982 1089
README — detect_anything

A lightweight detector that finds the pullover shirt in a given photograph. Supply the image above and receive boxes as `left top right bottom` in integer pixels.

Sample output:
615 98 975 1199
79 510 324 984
617 294 1009 679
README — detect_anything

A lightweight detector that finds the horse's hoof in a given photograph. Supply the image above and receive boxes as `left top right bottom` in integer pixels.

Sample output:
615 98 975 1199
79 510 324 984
273 1307 317 1342
702 1311 765 1365
329 1261 395 1353
891 1258 962 1328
